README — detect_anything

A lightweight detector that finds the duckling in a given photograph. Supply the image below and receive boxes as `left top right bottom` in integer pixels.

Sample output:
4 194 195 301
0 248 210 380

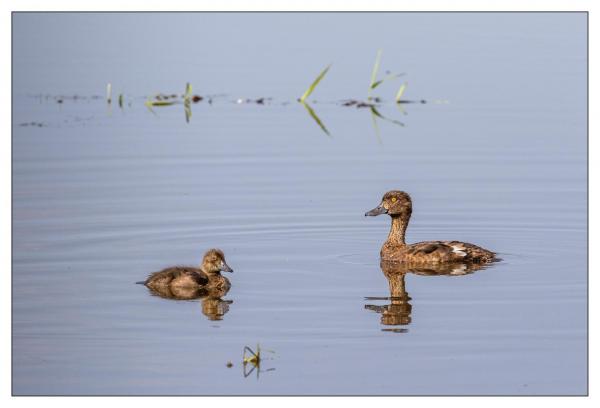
139 248 233 292
365 191 497 264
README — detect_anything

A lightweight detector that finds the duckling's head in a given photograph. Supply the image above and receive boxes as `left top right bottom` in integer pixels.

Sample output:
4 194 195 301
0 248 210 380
201 248 233 274
365 190 412 218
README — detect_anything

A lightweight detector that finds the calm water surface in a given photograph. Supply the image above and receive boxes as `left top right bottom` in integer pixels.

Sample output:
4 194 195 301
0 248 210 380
12 13 587 395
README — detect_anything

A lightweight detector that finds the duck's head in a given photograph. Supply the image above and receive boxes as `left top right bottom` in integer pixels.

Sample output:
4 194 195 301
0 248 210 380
365 190 412 218
201 248 233 274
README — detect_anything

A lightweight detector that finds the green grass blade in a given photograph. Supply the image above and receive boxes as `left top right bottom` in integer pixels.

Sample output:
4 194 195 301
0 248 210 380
106 83 112 104
147 100 176 106
184 82 192 100
371 80 384 90
371 106 405 127
144 100 157 115
301 101 331 137
371 73 404 90
300 64 331 103
396 101 407 115
370 106 384 120
184 100 191 123
395 82 407 102
370 107 382 144
368 49 382 98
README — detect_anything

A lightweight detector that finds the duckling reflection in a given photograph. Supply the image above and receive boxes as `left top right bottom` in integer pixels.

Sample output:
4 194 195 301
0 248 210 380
145 285 233 321
201 293 233 321
365 260 490 331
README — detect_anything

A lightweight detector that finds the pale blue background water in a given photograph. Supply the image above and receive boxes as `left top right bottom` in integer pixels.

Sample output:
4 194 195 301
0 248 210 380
12 13 587 395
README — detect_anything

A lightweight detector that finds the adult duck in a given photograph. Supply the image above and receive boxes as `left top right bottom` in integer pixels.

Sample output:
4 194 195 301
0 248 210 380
365 191 497 264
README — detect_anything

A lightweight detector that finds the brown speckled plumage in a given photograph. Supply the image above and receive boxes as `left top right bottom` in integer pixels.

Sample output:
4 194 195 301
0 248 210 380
366 191 497 264
143 248 233 293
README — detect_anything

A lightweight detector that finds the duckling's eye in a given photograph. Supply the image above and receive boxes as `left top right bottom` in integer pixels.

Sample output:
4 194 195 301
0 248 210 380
391 197 397 203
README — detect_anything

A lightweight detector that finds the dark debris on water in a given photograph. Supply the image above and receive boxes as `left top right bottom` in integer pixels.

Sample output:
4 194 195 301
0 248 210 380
341 99 376 108
19 121 45 127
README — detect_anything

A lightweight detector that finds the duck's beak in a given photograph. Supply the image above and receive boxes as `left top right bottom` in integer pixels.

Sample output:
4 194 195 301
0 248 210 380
221 262 233 273
365 204 388 216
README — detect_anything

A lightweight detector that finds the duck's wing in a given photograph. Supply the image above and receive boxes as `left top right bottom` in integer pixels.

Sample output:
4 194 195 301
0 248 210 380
407 241 496 263
443 241 497 262
405 241 459 262
145 266 209 286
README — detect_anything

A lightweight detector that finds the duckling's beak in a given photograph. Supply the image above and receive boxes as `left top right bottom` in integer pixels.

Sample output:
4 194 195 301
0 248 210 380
365 204 388 216
221 262 233 273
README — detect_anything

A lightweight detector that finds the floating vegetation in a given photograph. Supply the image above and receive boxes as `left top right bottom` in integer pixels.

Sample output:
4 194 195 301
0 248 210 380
370 106 405 127
30 94 103 103
395 82 407 103
368 49 404 101
144 82 196 116
300 101 330 137
183 83 193 122
184 82 192 103
243 344 260 366
19 121 44 127
371 73 404 92
341 99 376 108
184 100 192 123
144 83 200 111
243 344 261 378
370 105 405 143
18 115 94 129
236 97 271 105
299 64 331 103
145 99 176 107
367 49 382 100
396 101 408 116
106 83 112 104
154 93 178 101
242 344 275 379
24 51 434 134
370 107 382 144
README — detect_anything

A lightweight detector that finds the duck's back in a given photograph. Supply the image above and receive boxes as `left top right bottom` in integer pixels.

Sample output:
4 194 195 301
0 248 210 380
145 266 209 289
383 240 496 264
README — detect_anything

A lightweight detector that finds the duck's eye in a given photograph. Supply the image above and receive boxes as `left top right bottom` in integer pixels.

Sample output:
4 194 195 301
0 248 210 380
391 197 397 203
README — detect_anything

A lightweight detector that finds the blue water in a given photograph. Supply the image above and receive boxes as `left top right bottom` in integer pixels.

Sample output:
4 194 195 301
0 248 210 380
12 12 587 395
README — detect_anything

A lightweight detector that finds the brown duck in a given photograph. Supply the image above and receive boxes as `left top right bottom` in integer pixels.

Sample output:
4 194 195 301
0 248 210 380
138 248 234 293
365 191 497 264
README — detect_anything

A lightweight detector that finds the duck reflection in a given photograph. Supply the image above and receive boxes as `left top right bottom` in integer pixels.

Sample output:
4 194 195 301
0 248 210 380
146 285 233 321
365 260 489 332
